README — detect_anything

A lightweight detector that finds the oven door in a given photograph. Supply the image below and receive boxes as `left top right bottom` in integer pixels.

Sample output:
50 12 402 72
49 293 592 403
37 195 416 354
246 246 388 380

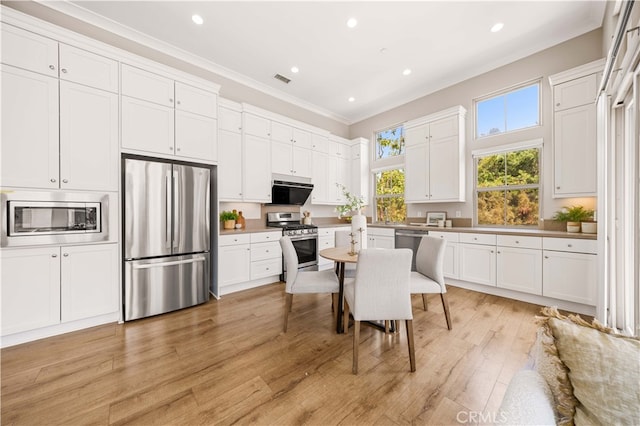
287 235 318 270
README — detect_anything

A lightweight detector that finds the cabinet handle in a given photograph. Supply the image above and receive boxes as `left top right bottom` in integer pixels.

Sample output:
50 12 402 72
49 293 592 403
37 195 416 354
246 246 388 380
61 68 67 73
177 100 181 105
567 244 573 247
51 254 57 258
544 255 549 259
497 251 501 254
491 250 494 253
556 102 561 107
62 179 68 183
515 240 519 244
50 178 57 183
49 64 55 70
169 146 174 150
63 253 69 257
556 186 560 190
169 98 173 103
473 237 478 240
177 148 181 152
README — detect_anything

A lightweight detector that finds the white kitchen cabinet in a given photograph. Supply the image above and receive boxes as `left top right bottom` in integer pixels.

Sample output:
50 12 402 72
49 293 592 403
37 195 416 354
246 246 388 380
311 151 330 204
121 96 175 155
175 110 217 161
317 227 340 269
243 134 272 202
218 103 243 201
121 64 175 107
218 103 243 133
459 233 496 286
250 232 282 280
429 231 459 279
271 140 313 177
58 44 118 93
542 237 597 305
243 113 271 138
549 60 603 198
404 107 466 203
351 138 370 205
219 234 251 287
1 247 61 336
60 244 118 323
59 81 118 191
368 228 395 249
175 82 217 118
311 133 329 153
496 236 543 295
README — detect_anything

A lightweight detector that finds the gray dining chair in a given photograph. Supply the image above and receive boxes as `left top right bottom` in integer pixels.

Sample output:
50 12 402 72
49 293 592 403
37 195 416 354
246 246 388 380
335 230 357 278
410 236 452 330
280 236 340 332
343 248 415 374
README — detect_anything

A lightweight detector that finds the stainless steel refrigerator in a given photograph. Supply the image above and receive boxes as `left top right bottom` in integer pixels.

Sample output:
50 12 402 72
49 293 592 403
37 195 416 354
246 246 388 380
123 156 211 321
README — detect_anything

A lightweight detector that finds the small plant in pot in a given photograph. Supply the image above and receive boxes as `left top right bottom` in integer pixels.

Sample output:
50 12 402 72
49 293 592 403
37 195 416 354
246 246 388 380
220 210 238 230
552 205 594 233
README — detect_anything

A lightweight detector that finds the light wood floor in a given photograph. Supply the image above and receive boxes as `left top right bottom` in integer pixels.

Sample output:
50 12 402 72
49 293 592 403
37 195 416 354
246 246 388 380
1 284 544 425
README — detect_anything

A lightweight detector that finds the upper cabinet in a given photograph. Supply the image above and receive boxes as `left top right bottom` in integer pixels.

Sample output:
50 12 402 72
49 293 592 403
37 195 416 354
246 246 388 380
404 106 466 203
218 100 243 201
121 64 218 162
271 121 313 177
549 59 604 198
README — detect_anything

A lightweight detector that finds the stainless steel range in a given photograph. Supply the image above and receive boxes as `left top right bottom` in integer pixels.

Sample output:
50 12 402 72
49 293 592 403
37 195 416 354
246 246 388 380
267 212 318 274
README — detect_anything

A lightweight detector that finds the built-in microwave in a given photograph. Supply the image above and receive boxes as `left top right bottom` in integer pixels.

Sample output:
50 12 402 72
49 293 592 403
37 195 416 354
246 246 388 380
1 191 109 247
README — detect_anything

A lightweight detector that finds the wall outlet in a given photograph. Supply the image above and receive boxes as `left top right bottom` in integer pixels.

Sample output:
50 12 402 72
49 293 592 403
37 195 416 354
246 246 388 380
455 211 462 218
417 211 422 217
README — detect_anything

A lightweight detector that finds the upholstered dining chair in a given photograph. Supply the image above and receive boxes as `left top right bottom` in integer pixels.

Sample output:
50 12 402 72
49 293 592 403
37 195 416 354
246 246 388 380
410 236 452 330
335 230 357 278
279 236 340 333
343 248 415 374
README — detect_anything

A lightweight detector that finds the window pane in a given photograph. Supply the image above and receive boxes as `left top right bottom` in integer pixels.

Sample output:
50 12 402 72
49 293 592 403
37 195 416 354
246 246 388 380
506 84 539 131
477 154 505 188
506 149 539 185
376 196 407 223
506 189 539 225
477 190 505 225
375 169 404 195
477 96 505 138
375 126 405 160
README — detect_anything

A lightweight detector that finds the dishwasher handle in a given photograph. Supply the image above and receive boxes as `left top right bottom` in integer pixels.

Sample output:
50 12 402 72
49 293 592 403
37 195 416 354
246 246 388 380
395 231 429 237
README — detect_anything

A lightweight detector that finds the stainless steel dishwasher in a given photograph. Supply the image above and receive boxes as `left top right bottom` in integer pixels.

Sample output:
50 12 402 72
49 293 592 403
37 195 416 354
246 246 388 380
394 228 430 271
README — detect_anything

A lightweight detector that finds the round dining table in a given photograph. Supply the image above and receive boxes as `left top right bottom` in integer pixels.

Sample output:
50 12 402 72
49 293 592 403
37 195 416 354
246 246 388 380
319 246 357 333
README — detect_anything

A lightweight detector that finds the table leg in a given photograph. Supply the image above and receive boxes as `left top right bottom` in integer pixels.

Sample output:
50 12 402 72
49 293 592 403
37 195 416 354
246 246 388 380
336 261 345 334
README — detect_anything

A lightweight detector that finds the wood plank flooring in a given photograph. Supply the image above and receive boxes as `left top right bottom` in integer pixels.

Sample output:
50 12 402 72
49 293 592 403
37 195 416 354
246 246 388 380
1 284 545 425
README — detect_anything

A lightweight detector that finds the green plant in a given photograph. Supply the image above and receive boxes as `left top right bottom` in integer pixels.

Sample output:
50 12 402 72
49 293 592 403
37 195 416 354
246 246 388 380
219 210 238 221
552 205 594 222
335 184 366 218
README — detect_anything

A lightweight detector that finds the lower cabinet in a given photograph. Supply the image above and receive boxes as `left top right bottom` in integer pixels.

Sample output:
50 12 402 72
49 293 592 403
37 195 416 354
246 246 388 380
1 243 118 336
218 234 251 288
368 227 395 249
496 235 542 295
542 238 597 305
459 233 497 286
317 227 339 270
429 231 459 279
250 232 282 280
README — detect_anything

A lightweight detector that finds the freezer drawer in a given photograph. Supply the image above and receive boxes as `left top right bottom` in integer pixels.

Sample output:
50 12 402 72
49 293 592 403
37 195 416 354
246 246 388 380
124 253 209 321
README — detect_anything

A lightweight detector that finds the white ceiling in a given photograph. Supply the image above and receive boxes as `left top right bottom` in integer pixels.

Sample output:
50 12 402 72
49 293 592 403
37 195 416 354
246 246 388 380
54 1 606 124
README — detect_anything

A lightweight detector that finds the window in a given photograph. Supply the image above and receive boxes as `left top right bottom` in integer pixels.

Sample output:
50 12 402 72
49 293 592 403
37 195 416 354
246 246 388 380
374 168 406 223
476 81 540 139
375 125 404 160
475 144 541 226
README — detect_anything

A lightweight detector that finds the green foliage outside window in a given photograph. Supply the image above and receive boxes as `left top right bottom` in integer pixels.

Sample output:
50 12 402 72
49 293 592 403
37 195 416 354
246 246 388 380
376 126 405 160
375 169 406 223
476 148 540 226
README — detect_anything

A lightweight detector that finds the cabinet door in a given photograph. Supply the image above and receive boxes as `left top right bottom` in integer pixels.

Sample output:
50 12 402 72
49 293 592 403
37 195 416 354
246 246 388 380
311 151 329 204
175 82 216 118
175 110 217 161
336 157 350 202
292 128 312 149
218 129 243 201
270 121 292 144
121 64 174 107
1 66 59 189
405 124 428 147
497 246 542 295
554 103 597 196
271 140 293 175
243 134 272 202
59 44 118 93
429 135 462 201
311 133 329 153
405 144 429 202
61 244 119 322
429 116 459 139
218 107 242 132
219 244 251 287
1 24 58 78
121 96 174 155
553 74 597 111
443 243 459 279
292 146 313 177
371 235 395 249
1 247 61 335
243 113 270 138
543 251 597 305
459 243 496 286
59 81 118 191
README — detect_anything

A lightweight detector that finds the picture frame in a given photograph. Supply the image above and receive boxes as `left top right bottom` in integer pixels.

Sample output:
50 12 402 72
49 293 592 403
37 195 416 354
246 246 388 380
426 211 447 226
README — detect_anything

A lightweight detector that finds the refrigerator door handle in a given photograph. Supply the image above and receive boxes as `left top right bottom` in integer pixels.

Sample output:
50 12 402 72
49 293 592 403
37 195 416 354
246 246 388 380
173 169 179 250
165 172 172 249
131 256 206 270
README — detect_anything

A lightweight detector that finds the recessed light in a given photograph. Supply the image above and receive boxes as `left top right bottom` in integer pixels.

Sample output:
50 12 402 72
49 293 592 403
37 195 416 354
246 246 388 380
403 69 412 76
192 14 204 25
291 66 299 74
491 22 504 33
347 18 358 28
348 97 355 102
379 47 387 54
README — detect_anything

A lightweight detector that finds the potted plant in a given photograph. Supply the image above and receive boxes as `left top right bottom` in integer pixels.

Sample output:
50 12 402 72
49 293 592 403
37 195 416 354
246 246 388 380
335 184 366 221
220 210 238 230
552 205 594 233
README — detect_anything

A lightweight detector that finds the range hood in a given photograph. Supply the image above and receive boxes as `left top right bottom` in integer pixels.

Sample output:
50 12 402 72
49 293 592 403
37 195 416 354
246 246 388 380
270 174 313 205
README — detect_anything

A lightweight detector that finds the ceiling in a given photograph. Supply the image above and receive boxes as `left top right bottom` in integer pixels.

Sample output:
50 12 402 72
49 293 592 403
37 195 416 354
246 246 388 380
50 1 606 124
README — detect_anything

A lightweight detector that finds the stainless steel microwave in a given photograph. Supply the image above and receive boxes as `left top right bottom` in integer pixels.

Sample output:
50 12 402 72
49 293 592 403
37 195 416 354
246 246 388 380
1 191 109 247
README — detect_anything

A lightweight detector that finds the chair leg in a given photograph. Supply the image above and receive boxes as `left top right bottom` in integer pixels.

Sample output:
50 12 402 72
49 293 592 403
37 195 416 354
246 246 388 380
422 294 428 311
406 320 416 372
384 320 390 333
283 293 293 332
440 293 452 330
395 320 400 333
343 300 350 334
352 320 360 374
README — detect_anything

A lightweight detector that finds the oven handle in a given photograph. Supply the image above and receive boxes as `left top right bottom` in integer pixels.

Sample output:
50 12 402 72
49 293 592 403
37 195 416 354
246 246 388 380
287 234 318 241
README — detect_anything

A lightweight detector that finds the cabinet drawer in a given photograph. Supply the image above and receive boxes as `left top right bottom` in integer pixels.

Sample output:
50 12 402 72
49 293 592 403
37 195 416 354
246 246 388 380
251 241 281 261
368 227 395 237
219 233 251 246
429 231 459 243
121 64 174 107
459 233 496 245
497 235 542 249
250 231 281 244
175 82 216 118
251 258 282 280
543 237 597 254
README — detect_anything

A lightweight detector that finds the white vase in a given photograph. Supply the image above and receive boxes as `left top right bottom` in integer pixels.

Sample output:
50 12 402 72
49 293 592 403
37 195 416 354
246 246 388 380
581 222 597 234
351 214 367 251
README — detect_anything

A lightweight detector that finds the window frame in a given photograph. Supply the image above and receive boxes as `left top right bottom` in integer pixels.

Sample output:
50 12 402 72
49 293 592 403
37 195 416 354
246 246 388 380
372 165 406 224
472 139 543 228
372 123 405 169
474 78 542 140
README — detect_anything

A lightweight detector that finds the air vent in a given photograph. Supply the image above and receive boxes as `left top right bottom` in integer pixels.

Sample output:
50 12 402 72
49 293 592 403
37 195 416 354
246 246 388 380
273 73 291 84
